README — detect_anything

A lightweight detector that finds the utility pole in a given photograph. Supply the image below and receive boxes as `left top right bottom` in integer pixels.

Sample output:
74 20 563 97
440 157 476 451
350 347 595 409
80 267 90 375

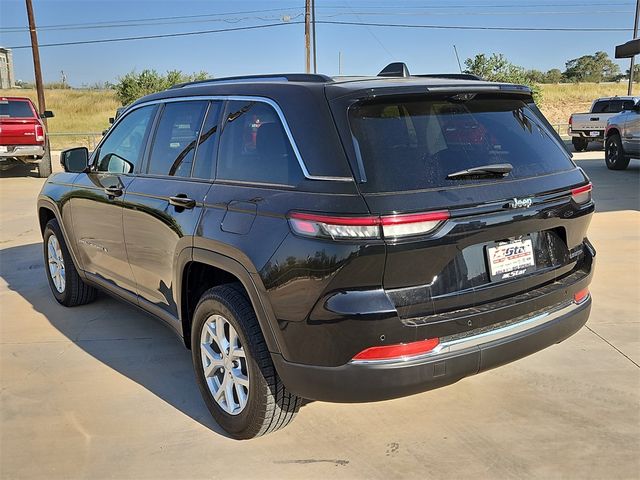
305 0 311 73
25 0 47 127
629 0 639 95
311 0 317 73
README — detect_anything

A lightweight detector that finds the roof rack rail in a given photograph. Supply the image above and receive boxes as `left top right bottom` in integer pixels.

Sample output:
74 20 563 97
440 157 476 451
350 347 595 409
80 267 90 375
170 73 332 89
416 73 482 81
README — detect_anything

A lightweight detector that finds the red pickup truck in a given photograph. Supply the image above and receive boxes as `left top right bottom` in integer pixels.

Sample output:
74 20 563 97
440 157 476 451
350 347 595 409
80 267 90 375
0 96 54 177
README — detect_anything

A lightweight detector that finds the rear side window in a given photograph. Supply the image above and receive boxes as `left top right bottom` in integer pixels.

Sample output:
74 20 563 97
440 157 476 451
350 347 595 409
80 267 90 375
348 95 574 192
147 101 208 177
0 100 34 118
217 100 302 185
192 101 222 179
592 100 634 113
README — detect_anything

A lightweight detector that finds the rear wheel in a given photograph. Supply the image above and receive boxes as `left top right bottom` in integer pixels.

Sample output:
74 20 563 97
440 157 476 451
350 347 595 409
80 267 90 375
191 284 301 439
572 138 588 152
37 140 52 178
605 134 630 170
43 218 97 306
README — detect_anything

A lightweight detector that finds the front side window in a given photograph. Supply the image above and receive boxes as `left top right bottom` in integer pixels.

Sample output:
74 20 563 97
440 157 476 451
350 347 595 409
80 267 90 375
96 105 156 173
147 101 208 177
217 100 302 185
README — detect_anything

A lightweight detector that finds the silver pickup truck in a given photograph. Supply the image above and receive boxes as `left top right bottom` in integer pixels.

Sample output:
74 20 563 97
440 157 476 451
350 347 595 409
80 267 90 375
569 96 639 151
604 100 640 170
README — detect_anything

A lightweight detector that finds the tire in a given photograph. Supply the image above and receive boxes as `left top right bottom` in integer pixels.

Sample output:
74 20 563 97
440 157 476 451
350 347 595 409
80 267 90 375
43 218 97 306
605 134 630 170
37 140 52 178
191 284 301 439
572 138 588 152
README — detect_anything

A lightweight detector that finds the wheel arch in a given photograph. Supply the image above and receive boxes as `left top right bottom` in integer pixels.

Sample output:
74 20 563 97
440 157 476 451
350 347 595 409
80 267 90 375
180 248 282 355
605 127 620 139
37 198 85 274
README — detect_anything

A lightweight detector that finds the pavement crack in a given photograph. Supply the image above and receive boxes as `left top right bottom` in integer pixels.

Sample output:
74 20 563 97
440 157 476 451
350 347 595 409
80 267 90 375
586 325 640 369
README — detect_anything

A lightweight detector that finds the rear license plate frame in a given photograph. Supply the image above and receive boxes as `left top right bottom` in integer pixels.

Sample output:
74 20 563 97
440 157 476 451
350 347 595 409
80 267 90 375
485 237 536 282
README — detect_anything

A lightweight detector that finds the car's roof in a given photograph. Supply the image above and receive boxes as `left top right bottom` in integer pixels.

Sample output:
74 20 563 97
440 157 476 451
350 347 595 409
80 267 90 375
0 96 34 101
131 73 530 107
593 96 639 102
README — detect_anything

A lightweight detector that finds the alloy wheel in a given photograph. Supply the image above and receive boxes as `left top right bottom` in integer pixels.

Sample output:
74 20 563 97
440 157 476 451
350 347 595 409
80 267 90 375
200 314 249 415
47 234 65 293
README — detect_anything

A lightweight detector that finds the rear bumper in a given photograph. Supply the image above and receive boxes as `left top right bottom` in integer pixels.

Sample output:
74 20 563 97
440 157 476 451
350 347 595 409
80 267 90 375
274 296 591 402
0 145 45 161
569 130 604 141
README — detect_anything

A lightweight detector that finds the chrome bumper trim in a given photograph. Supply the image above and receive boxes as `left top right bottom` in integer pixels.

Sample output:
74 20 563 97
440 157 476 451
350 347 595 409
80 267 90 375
350 296 589 365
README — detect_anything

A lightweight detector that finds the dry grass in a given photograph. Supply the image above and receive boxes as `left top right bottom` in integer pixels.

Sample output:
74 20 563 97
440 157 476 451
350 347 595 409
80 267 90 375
538 82 636 126
0 88 119 149
1 84 637 148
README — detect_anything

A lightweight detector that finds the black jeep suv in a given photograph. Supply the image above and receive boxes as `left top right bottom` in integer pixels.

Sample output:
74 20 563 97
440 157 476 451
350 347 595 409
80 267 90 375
38 65 595 439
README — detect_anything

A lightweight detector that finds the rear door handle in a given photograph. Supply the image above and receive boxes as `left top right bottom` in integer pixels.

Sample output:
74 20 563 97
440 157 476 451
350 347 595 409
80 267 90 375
169 195 196 209
104 186 123 198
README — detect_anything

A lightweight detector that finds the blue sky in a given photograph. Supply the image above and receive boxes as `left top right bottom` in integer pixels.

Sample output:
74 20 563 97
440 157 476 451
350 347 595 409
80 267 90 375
0 0 635 86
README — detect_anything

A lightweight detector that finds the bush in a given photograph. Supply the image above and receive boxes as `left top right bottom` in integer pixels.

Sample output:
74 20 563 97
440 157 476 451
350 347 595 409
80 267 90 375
464 53 542 103
113 69 209 106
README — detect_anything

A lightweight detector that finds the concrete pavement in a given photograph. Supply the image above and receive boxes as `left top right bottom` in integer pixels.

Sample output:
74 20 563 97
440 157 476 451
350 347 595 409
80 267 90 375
1 151 638 479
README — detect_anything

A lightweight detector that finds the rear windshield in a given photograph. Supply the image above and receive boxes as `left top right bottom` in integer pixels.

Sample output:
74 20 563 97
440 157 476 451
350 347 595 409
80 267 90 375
592 99 634 113
0 100 35 118
348 95 574 192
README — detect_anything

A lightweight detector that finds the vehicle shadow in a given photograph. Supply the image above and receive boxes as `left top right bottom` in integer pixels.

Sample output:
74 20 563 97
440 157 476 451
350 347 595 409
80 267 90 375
0 242 231 437
0 163 40 178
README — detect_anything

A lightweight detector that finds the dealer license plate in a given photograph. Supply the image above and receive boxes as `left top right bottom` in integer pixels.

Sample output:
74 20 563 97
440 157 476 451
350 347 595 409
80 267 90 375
590 131 600 137
486 238 536 281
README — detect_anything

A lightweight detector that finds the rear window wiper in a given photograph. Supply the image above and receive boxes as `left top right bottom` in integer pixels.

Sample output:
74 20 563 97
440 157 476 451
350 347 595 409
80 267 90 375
447 163 513 179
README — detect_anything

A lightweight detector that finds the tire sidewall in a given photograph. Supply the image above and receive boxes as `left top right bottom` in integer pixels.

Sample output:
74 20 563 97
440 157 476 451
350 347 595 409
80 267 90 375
190 292 266 438
605 135 628 170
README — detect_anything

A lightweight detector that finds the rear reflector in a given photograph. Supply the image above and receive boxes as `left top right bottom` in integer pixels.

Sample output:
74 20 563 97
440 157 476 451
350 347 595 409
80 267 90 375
574 288 589 304
288 210 449 240
571 183 592 204
352 338 440 361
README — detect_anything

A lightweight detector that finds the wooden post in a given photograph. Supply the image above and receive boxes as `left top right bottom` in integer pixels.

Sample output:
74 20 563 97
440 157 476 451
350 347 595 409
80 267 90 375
25 0 47 127
305 0 311 73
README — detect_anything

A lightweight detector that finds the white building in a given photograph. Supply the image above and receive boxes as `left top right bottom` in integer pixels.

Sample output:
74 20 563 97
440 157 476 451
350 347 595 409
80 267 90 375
0 47 16 88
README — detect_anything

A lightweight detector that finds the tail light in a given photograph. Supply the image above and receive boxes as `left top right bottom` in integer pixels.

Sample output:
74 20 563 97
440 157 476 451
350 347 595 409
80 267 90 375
34 124 45 142
288 210 449 240
571 183 592 204
574 288 589 304
352 337 440 362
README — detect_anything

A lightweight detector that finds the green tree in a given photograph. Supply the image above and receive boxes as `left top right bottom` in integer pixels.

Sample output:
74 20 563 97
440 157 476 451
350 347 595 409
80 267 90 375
464 53 541 102
113 69 210 105
543 68 564 84
563 51 620 83
524 69 545 83
625 64 640 83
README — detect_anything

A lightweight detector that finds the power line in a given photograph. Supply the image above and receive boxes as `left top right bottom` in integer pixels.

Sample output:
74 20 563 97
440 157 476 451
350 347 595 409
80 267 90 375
7 22 302 49
0 7 303 32
6 18 633 50
317 20 634 32
315 2 634 8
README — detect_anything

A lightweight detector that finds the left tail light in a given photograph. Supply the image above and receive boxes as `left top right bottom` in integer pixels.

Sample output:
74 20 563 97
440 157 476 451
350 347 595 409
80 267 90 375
288 210 449 240
35 124 45 142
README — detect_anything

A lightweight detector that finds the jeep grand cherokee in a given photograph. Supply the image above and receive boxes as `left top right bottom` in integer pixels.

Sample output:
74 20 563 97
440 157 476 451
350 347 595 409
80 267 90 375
37 65 595 439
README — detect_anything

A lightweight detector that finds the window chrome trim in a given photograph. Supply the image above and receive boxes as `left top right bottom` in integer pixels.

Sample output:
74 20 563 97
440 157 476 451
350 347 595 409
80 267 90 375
110 95 354 183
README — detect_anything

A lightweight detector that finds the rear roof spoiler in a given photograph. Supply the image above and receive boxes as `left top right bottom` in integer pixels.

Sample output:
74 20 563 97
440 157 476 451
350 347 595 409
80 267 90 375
377 62 482 81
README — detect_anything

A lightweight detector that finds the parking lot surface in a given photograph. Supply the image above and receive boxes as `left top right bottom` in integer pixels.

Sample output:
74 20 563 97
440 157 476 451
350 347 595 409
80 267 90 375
1 151 639 479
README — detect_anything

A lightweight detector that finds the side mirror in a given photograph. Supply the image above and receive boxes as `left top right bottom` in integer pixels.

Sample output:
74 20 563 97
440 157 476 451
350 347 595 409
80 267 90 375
60 147 89 173
40 110 54 119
